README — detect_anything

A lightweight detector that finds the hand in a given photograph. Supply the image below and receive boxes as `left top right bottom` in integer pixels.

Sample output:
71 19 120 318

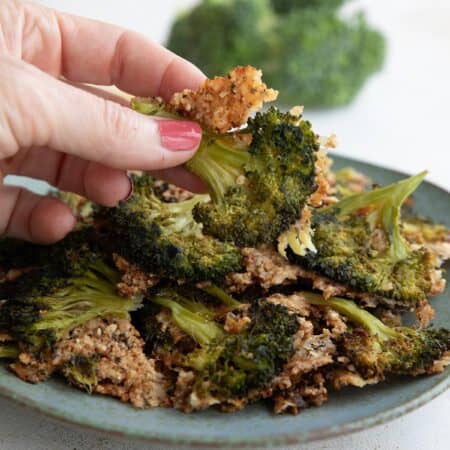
0 0 205 244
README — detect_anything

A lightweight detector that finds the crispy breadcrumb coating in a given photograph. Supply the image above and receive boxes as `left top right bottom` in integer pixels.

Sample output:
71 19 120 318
168 66 278 133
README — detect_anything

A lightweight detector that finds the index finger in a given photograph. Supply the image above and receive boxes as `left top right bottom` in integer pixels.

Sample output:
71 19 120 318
23 2 205 98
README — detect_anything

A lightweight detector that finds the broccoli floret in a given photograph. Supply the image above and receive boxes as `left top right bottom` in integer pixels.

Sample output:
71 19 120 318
290 173 440 305
167 0 272 79
268 8 385 107
0 344 19 359
95 173 242 281
185 299 299 399
132 100 319 247
0 245 141 351
150 288 299 401
300 292 450 377
167 0 384 107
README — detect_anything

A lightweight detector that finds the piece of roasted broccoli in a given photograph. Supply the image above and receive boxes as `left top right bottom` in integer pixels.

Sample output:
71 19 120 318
167 0 384 107
95 173 242 281
290 173 442 305
150 288 299 402
132 100 319 247
301 292 450 378
0 241 141 351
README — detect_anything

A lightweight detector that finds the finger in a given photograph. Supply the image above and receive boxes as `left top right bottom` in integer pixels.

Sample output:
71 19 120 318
149 167 208 194
1 147 131 207
0 58 202 171
0 185 75 244
20 2 205 98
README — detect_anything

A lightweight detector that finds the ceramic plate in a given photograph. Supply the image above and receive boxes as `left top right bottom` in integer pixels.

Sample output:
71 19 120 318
1 155 449 448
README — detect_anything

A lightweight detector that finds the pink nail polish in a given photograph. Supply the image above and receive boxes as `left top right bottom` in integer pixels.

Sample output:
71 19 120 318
158 120 202 151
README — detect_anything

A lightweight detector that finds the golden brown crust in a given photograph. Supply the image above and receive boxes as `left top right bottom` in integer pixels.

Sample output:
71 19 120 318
168 66 278 133
114 255 159 297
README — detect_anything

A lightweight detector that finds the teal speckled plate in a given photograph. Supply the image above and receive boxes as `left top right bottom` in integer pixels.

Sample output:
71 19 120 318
1 156 449 449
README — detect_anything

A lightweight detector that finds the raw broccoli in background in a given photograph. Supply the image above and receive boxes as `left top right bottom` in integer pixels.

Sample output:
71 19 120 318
167 0 385 107
94 173 243 281
300 292 450 378
289 173 444 307
132 100 319 247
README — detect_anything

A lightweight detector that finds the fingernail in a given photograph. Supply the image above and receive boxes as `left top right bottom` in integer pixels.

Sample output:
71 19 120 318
158 120 202 151
124 174 134 201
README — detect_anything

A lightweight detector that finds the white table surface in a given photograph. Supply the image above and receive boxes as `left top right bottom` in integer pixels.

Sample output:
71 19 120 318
1 1 449 449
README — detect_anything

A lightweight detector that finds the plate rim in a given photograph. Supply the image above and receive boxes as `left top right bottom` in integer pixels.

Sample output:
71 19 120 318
1 155 449 448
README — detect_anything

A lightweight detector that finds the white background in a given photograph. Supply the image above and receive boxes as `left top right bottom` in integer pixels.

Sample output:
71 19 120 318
1 1 449 449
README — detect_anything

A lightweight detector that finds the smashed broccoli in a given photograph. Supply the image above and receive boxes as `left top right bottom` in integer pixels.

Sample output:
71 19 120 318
149 288 299 400
301 292 450 377
132 100 319 247
0 239 141 351
167 0 385 107
290 173 440 305
95 173 242 281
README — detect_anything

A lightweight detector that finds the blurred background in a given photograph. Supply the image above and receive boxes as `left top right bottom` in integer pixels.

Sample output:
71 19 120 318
38 0 450 191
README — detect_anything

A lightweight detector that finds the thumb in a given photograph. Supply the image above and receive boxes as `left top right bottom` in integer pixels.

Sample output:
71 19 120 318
0 57 202 170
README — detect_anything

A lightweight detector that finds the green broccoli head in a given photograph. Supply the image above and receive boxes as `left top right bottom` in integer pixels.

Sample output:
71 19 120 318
167 0 272 78
167 1 384 108
190 107 319 247
185 299 299 399
132 100 319 247
301 292 450 378
95 173 242 281
150 287 299 401
268 8 385 107
0 246 141 351
291 173 440 305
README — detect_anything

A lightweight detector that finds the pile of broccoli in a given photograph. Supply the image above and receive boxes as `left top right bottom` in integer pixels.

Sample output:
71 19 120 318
167 0 385 107
0 67 448 415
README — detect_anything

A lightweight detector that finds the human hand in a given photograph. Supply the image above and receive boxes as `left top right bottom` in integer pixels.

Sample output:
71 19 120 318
0 0 205 244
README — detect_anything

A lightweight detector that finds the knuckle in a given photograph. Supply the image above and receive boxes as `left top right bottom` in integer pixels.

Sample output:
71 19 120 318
101 100 134 144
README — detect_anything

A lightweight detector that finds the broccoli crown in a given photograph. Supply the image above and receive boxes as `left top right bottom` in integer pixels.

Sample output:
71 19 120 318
0 247 141 351
185 299 299 398
301 292 450 378
167 0 384 108
95 173 242 281
147 287 299 399
167 0 272 79
292 173 437 304
188 107 319 246
268 8 385 107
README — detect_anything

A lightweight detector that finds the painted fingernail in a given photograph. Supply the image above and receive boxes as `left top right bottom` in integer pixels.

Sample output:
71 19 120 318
158 120 202 151
123 174 134 201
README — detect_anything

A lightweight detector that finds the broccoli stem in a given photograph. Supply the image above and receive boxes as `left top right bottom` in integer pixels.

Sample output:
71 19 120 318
186 135 250 204
0 343 19 359
201 284 241 309
150 293 223 345
300 291 399 341
32 285 140 335
328 171 427 260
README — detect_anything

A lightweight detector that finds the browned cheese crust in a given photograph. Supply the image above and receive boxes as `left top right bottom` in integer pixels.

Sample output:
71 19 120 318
168 66 278 133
